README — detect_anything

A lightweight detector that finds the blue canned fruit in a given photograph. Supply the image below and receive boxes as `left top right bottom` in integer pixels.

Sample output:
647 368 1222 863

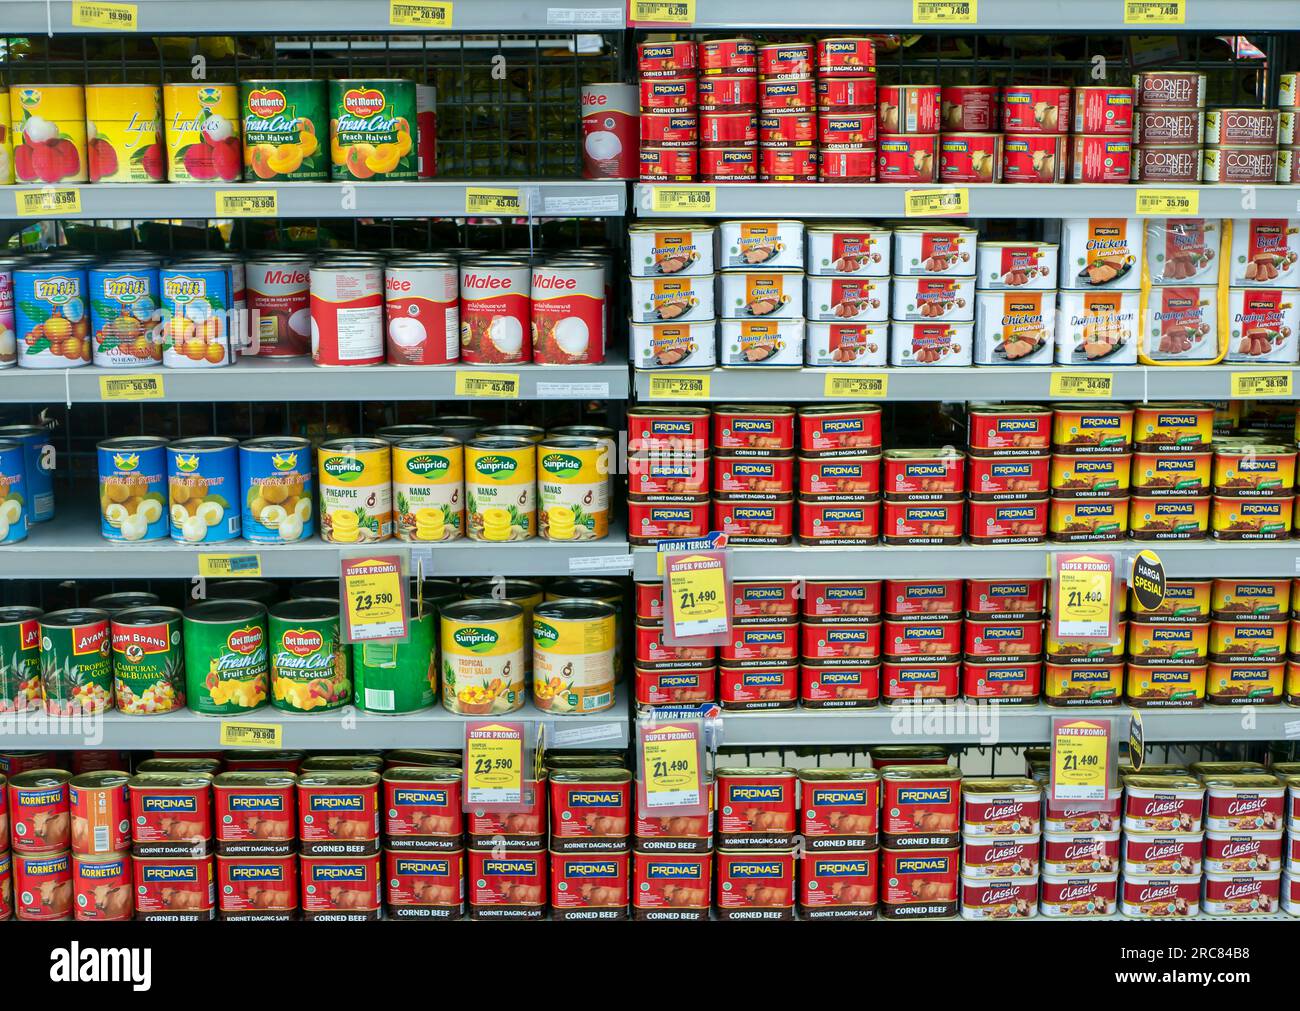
0 424 55 523
89 265 161 367
0 441 29 544
167 436 241 543
97 436 168 542
159 264 235 368
14 265 90 367
240 437 314 543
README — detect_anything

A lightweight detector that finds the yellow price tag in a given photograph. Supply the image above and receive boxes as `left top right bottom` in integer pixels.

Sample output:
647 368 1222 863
342 556 407 641
904 188 969 217
1052 719 1112 801
914 0 976 23
1055 554 1115 639
648 373 711 399
14 188 82 217
1232 372 1293 398
667 553 728 638
72 1 138 29
1049 372 1113 398
1135 188 1199 215
456 371 520 398
465 187 522 215
100 374 164 401
199 554 263 578
216 190 278 217
1124 0 1184 24
629 0 696 23
650 185 716 214
642 724 703 809
220 722 283 749
824 372 889 398
389 1 453 27
465 724 524 804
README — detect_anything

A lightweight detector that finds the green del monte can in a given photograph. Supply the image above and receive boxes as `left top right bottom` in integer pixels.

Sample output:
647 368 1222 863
270 598 351 713
183 599 269 715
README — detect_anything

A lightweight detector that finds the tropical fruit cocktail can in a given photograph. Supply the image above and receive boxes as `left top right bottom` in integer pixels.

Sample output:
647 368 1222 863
439 599 525 715
329 79 417 181
39 608 112 715
241 79 328 181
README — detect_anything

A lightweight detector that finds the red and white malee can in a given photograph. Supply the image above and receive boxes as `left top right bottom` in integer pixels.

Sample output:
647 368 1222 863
459 258 531 364
530 260 605 364
384 259 459 366
309 260 384 366
246 255 312 357
582 84 638 180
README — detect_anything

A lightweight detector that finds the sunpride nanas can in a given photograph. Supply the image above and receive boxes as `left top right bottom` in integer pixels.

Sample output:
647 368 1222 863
239 436 313 543
393 436 464 542
538 437 609 542
183 600 269 715
269 599 351 714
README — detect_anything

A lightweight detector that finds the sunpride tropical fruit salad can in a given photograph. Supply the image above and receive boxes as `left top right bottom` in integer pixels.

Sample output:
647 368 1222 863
538 436 610 542
98 436 167 543
532 600 616 715
329 79 417 181
183 600 268 715
392 436 464 542
111 606 184 715
239 437 313 543
440 600 525 715
241 79 327 181
40 608 112 715
353 602 437 714
162 83 243 182
269 599 351 713
318 437 392 543
465 436 536 542
85 84 165 183
168 437 240 543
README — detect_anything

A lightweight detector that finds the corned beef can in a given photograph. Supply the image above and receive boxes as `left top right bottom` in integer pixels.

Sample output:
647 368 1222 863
881 765 961 848
719 664 798 710
640 145 697 181
967 454 1051 500
68 770 129 857
716 768 797 848
819 112 877 150
715 498 794 544
819 149 877 182
798 769 880 850
698 75 757 111
9 769 70 855
72 853 132 921
550 850 629 921
880 846 959 919
699 146 757 181
760 146 818 182
14 850 71 920
384 259 459 365
530 260 605 364
877 133 938 182
966 579 1046 620
963 836 1041 879
882 661 961 703
878 85 940 134
1132 108 1204 145
459 258 531 364
698 37 756 76
963 660 1042 702
128 771 213 857
1135 71 1207 109
798 403 883 455
939 132 1003 183
801 663 880 708
759 78 814 112
806 319 885 360
627 499 710 545
798 499 881 546
635 624 716 670
1124 775 1205 833
799 454 881 499
714 404 795 456
731 578 799 624
628 405 709 455
1202 872 1280 916
817 37 875 75
1073 86 1134 136
1204 831 1283 874
309 261 384 366
883 618 962 662
802 622 882 665
883 448 964 500
962 779 1042 836
759 110 815 148
213 771 296 856
466 778 546 850
885 579 962 617
818 75 877 112
960 875 1038 919
627 452 710 499
964 619 1043 660
800 850 878 919
967 498 1050 544
1204 775 1285 833
1040 873 1118 917
722 623 799 666
1045 790 1122 833
216 853 299 920
466 848 545 919
640 77 696 111
383 849 463 919
1069 135 1133 184
133 854 216 921
548 769 630 854
715 848 796 920
1204 146 1277 186
1042 831 1121 875
1003 134 1067 183
638 41 697 79
641 112 698 148
758 43 813 80
941 86 999 132
804 579 882 622
1002 86 1070 134
632 852 712 920
634 778 714 854
634 665 716 707
382 766 462 851
700 111 758 147
0 851 8 920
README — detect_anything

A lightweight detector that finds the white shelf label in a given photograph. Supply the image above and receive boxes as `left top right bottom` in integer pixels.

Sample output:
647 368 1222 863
550 722 625 746
569 554 635 573
537 381 610 399
546 7 622 24
541 193 622 215
1286 720 1300 740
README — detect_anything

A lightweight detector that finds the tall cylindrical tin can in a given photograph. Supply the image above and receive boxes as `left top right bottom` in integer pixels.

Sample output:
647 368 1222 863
246 254 312 357
0 605 42 712
88 263 161 367
310 259 384 366
96 436 167 543
532 599 616 715
239 436 314 544
317 437 392 543
162 83 243 182
167 436 240 543
0 424 54 523
392 436 464 542
582 83 638 179
39 609 112 715
0 441 28 544
353 604 437 714
269 599 351 714
13 264 90 368
440 600 526 715
111 606 184 716
183 600 269 715
240 79 328 181
385 258 460 365
329 79 417 181
84 83 164 182
159 262 235 368
10 83 88 183
459 258 531 364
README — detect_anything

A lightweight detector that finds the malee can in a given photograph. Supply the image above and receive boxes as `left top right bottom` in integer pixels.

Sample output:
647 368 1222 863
532 600 616 715
97 436 167 542
460 258 531 364
39 609 112 716
309 260 384 366
239 437 313 544
0 606 42 712
85 84 164 183
10 84 87 183
88 264 161 367
531 261 606 364
183 600 269 715
269 599 351 714
0 442 28 544
353 604 436 714
416 84 437 179
241 79 327 181
14 264 90 368
246 255 312 357
440 600 526 715
0 423 54 523
329 79 417 182
538 437 609 542
385 259 459 365
392 436 464 542
159 263 235 367
582 83 637 179
111 606 184 716
162 83 243 183
168 437 240 543
465 436 536 542
318 437 392 543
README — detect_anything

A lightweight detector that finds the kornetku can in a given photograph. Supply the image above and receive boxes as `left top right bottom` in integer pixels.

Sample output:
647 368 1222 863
88 264 161 367
159 263 235 368
392 436 464 542
39 609 112 716
0 605 42 712
111 606 184 716
0 423 54 522
183 600 269 715
168 436 240 543
318 437 392 543
13 263 90 368
269 599 352 714
241 79 328 182
239 436 314 544
97 436 167 543
0 441 27 544
353 602 437 714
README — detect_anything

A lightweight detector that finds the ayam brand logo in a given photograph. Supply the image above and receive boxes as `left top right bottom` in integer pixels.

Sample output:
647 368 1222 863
342 88 386 118
813 859 871 876
141 796 197 813
140 865 198 882
396 858 452 875
309 794 365 811
246 88 288 118
809 788 867 806
281 627 323 656
76 859 127 879
20 620 39 649
820 670 865 685
475 455 517 480
227 625 264 654
742 672 787 687
310 864 368 881
229 863 287 881
647 862 702 880
73 626 109 656
393 788 449 806
112 626 169 655
560 861 620 878
227 794 284 811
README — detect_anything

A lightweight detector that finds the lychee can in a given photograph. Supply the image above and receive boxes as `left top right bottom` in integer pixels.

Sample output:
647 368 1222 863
247 254 312 357
162 83 243 183
460 258 531 365
240 437 314 544
531 261 605 365
97 436 167 543
310 260 384 366
581 83 637 180
168 436 240 544
85 83 164 183
240 79 328 182
9 84 88 184
385 258 459 365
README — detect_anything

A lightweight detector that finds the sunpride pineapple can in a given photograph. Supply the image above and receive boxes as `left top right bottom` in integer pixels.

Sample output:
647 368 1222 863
392 436 464 542
538 436 610 542
353 603 436 714
241 79 328 182
532 600 616 715
269 599 352 713
97 436 167 543
39 609 112 716
465 436 536 542
318 438 392 544
110 606 183 716
168 437 240 543
183 600 268 715
329 79 417 182
439 600 525 715
240 437 314 544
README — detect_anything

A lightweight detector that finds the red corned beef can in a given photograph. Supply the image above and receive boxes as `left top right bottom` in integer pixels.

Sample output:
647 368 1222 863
0 851 10 920
960 876 1038 919
548 770 631 854
1046 791 1122 833
716 848 796 920
700 146 758 181
629 406 710 455
383 849 463 919
964 619 1044 660
640 77 696 111
9 768 71 855
883 449 965 500
1069 135 1132 184
883 618 962 662
699 75 758 110
1205 831 1282 874
817 37 876 75
638 40 697 79
939 132 1003 183
699 37 757 76
635 624 716 670
1073 86 1135 135
550 849 630 920
128 771 213 857
627 499 711 545
885 579 962 617
634 579 666 624
216 853 299 920
714 404 795 455
800 850 878 919
212 770 296 856
941 86 999 131
965 579 1046 619
715 768 797 848
799 454 881 499
963 781 1042 836
801 622 882 665
635 665 717 707
882 662 961 704
632 852 712 920
760 111 816 147
1204 777 1285 833
759 43 813 80
466 848 546 920
14 850 71 920
878 85 941 133
801 664 880 708
723 623 799 666
382 767 462 852
819 148 877 182
818 76 878 111
878 133 939 182
132 854 215 921
1003 134 1067 183
1001 85 1071 134
634 778 714 854
969 404 1052 454
1042 833 1121 875
466 778 546 850
881 765 962 847
1041 873 1118 916
715 498 794 544
804 579 882 622
760 78 815 112
1201 872 1279 916
628 452 710 499
639 146 697 182
72 853 133 921
964 836 1042 879
641 112 699 148
1132 109 1205 146
731 579 799 623
820 112 877 150
296 772 379 857
880 845 960 918
798 769 879 848
798 404 883 456
967 498 1050 544
700 111 758 147
760 147 818 181
963 660 1042 702
72 751 131 774
720 663 798 709
967 454 1051 500
797 499 881 546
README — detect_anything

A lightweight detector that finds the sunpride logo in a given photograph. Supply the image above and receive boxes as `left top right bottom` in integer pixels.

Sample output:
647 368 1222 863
454 626 499 652
475 455 518 480
323 456 364 480
533 621 559 648
405 454 450 477
542 453 583 479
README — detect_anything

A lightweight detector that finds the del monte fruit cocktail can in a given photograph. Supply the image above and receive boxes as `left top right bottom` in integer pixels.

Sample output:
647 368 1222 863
184 600 268 715
269 599 351 713
40 608 113 715
241 79 328 181
329 79 417 181
353 601 437 714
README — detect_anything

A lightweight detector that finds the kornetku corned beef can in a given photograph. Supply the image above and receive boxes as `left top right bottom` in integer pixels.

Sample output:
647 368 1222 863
71 853 133 921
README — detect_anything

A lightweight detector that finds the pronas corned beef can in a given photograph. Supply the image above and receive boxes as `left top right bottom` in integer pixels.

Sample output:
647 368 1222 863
701 111 758 148
804 580 882 622
700 146 757 181
634 580 665 624
638 41 696 79
1003 134 1066 183
964 619 1043 661
966 579 1046 619
634 665 715 707
627 452 709 499
1132 108 1204 145
878 85 940 134
759 78 814 112
699 75 757 111
883 618 962 662
309 261 383 366
963 660 1042 702
719 663 797 709
716 768 797 848
1204 146 1277 186
818 76 877 112
634 776 713 854
628 406 709 455
941 86 998 132
530 260 604 364
459 258 531 364
1040 873 1118 917
384 259 459 366
640 77 696 111
939 133 1002 183
759 111 814 148
640 145 697 181
801 622 881 666
722 623 799 666
627 500 710 545
713 404 795 456
883 448 964 500
880 846 959 919
967 455 1051 500
632 852 711 920
714 455 794 501
819 113 876 150
1135 71 1207 109
634 625 716 670
641 112 698 148
246 255 311 357
698 37 756 76
466 848 545 919
817 37 876 75
1073 87 1134 136
877 134 938 182
799 850 878 919
797 499 880 546
758 43 813 80
715 498 794 544
383 849 462 919
550 850 629 921
819 149 877 182
1044 832 1121 875
884 579 961 617
799 454 881 500
133 854 215 921
716 848 796 920
1204 831 1281 874
959 875 1038 919
800 663 879 707
881 765 962 848
760 147 818 182
1001 86 1070 134
1069 135 1132 184
731 579 799 624
968 499 1049 544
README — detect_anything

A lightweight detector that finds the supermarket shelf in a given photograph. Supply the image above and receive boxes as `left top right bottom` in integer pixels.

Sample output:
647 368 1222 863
634 364 1290 403
3 181 626 221
5 514 633 579
632 541 1300 580
635 183 1300 220
715 703 1300 746
0 697 629 750
0 355 631 404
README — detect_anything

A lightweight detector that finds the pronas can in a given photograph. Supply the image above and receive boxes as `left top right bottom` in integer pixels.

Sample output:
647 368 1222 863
269 599 351 714
353 604 435 714
538 437 609 542
39 609 112 716
532 600 615 716
110 606 183 716
393 436 464 542
88 264 161 367
0 606 42 713
212 770 297 855
465 436 536 542
246 255 312 357
0 423 53 524
159 263 234 367
162 83 243 182
239 436 313 544
183 600 269 715
168 436 239 543
329 79 417 181
460 258 531 364
531 261 605 364
440 600 525 715
10 84 87 184
14 264 90 368
310 260 384 366
240 79 327 181
216 853 298 919
385 259 459 365
97 435 167 543
318 437 392 544
85 83 163 183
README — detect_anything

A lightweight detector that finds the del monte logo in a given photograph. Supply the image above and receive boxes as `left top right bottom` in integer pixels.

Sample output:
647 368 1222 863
228 625 264 654
343 88 386 119
323 456 363 480
454 626 499 652
272 452 298 472
247 88 288 119
542 453 583 479
406 454 449 477
282 627 322 656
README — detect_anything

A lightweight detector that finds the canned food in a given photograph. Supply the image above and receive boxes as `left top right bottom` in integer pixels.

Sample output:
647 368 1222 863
798 404 883 456
1002 85 1070 134
638 41 697 79
1069 135 1132 184
877 133 938 182
883 449 964 500
890 321 972 365
797 499 880 546
440 600 525 714
719 318 804 366
1135 71 1206 109
892 226 976 276
939 132 1002 183
698 37 755 75
941 86 999 132
1045 662 1124 705
1073 86 1134 136
805 580 883 622
715 454 795 500
800 664 879 708
715 498 794 545
640 145 697 181
1002 134 1067 183
715 768 796 848
817 37 876 75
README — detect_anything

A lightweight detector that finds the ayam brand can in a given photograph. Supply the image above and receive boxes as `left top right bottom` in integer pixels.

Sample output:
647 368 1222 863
14 264 90 368
638 40 697 78
1073 86 1134 136
641 111 698 148
879 845 959 919
40 610 112 716
632 852 711 920
640 145 697 181
382 766 461 851
1070 135 1132 184
269 599 350 714
159 263 234 367
384 848 463 919
9 769 70 855
162 83 242 183
1003 134 1067 183
319 437 392 543
167 436 238 544
240 79 327 182
352 604 435 714
383 259 458 365
84 83 163 183
0 606 41 713
715 848 796 920
939 133 1002 183
213 771 296 855
329 79 416 182
467 848 546 919
878 85 940 134
72 853 132 921
309 260 383 366
240 436 314 544
216 853 298 919
300 852 381 920
1135 71 1207 110
967 455 1050 500
941 86 998 132
297 771 379 856
11 83 87 184
877 133 938 182
183 600 268 715
1002 86 1070 134
14 850 72 920
110 607 183 716
392 436 463 542
128 771 212 857
88 264 161 367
